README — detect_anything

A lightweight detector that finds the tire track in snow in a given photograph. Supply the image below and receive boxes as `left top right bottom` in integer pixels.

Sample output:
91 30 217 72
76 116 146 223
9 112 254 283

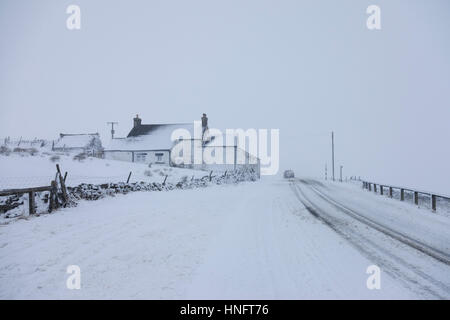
302 179 450 265
290 180 450 299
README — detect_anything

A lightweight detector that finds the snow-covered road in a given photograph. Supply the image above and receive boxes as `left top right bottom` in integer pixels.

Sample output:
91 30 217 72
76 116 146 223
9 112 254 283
291 179 450 299
1 177 449 299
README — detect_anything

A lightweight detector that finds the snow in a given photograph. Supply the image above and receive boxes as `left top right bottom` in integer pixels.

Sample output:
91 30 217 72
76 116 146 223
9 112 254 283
53 134 100 150
292 179 450 298
104 123 194 151
1 149 449 299
0 153 207 190
2 175 448 299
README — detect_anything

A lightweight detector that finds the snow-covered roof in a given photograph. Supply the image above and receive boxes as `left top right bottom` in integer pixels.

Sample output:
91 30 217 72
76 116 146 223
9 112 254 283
53 133 101 149
104 123 195 151
127 123 195 138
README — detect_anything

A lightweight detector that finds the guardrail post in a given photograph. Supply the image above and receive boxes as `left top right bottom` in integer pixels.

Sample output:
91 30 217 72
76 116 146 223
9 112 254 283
431 194 436 212
358 182 444 213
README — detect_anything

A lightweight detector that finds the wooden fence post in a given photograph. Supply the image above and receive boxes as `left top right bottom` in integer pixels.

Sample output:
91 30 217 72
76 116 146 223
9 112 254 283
49 185 54 213
209 171 213 182
56 164 68 204
28 191 35 215
368 183 371 191
414 191 419 205
389 187 393 198
374 184 377 193
431 194 436 212
400 189 404 201
127 171 132 184
380 185 384 195
48 180 59 212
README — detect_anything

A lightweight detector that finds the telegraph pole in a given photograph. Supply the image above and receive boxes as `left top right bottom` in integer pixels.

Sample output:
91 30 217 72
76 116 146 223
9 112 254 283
107 122 118 139
331 131 335 181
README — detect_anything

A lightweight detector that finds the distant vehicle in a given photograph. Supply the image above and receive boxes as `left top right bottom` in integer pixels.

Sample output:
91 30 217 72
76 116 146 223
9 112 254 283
283 170 295 179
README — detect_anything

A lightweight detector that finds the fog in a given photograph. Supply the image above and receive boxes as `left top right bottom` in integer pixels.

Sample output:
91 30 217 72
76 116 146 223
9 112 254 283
1 0 449 193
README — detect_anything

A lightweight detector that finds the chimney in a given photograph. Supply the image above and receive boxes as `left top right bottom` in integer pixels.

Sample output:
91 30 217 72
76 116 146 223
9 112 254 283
133 114 142 128
201 113 208 132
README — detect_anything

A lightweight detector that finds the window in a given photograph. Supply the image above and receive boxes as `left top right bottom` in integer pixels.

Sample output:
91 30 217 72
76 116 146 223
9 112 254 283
135 152 147 163
155 153 164 163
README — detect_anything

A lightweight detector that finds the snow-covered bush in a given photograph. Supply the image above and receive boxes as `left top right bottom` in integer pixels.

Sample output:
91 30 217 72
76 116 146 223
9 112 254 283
0 146 11 156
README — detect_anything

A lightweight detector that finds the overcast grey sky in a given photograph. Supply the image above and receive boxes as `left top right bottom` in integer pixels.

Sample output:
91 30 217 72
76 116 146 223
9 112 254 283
0 0 449 192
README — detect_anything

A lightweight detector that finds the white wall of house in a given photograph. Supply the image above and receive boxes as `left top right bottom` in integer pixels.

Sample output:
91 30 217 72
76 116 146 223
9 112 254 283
134 150 170 165
104 150 170 165
104 151 133 162
104 143 260 177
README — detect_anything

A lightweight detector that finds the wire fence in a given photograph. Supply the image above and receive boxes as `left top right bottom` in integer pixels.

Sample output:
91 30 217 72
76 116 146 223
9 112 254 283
1 137 53 149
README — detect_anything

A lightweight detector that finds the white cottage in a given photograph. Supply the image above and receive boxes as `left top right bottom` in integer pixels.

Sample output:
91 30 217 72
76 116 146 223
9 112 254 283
103 114 209 166
103 114 260 177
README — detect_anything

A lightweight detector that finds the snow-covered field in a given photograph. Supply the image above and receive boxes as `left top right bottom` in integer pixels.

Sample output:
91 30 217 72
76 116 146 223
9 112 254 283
0 151 216 220
1 173 449 299
0 152 208 189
